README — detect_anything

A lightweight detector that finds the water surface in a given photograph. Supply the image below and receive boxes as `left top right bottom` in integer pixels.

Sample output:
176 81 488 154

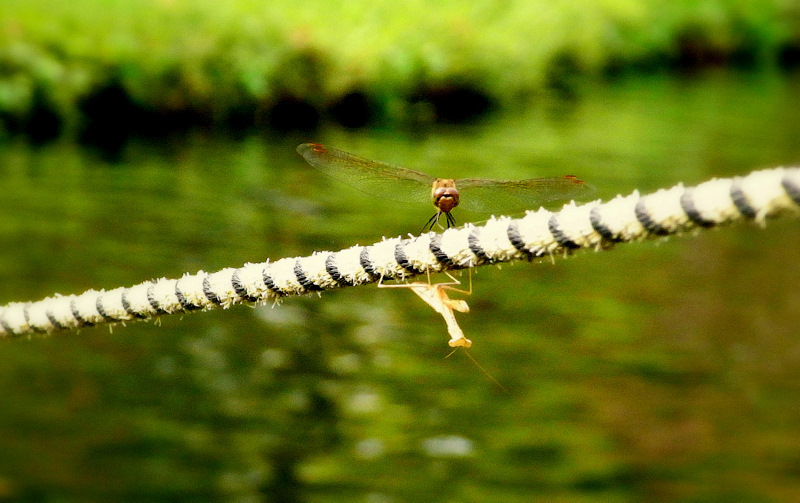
1 70 799 501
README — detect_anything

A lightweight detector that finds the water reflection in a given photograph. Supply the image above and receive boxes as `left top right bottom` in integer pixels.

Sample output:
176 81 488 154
1 71 800 501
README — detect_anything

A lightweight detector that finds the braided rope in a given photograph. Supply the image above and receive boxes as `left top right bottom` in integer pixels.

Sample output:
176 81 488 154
1 166 798 338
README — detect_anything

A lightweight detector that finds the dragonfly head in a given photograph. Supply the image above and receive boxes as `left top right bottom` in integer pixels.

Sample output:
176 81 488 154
431 179 459 213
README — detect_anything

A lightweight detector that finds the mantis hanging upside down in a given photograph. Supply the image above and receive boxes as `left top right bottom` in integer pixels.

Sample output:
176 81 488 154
378 270 472 348
379 271 506 391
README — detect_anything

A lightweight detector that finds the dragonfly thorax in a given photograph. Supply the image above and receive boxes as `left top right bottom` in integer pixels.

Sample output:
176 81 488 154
431 179 460 213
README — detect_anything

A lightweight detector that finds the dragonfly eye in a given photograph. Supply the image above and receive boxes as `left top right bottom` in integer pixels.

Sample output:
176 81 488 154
432 187 460 212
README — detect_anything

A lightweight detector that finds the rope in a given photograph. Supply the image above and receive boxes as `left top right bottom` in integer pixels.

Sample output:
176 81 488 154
1 166 798 338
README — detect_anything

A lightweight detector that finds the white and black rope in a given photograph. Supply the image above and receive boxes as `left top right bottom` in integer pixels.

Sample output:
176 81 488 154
1 166 798 338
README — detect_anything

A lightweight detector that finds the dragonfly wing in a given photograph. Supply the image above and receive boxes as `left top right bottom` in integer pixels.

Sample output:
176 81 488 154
298 143 434 204
455 176 593 213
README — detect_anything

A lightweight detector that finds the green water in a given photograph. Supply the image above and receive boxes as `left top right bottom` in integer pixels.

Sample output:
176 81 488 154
1 70 800 501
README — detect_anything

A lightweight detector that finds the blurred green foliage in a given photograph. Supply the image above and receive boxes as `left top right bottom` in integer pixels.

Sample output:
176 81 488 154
1 0 799 134
2 1 800 500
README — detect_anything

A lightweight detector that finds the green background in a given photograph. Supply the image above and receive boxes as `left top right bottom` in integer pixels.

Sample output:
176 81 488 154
2 1 800 502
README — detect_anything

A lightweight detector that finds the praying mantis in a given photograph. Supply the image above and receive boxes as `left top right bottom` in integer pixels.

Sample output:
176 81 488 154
378 271 506 391
378 270 472 348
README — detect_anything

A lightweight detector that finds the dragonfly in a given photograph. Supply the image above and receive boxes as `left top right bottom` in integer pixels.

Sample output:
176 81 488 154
297 143 591 231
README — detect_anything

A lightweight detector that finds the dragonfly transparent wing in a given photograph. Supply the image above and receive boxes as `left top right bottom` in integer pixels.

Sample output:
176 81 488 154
297 143 434 204
455 176 593 213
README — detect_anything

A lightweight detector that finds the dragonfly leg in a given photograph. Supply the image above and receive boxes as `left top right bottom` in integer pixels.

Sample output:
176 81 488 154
445 212 456 229
422 211 442 232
